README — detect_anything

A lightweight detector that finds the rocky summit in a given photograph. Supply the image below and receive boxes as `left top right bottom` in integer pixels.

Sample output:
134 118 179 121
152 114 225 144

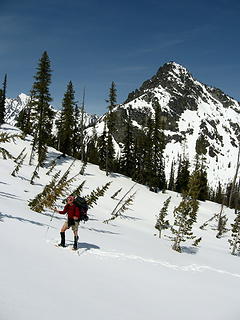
95 62 240 188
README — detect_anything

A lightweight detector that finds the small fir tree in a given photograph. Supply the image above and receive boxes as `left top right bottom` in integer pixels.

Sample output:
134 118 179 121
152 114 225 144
71 180 86 197
14 147 26 163
46 159 57 175
229 212 240 255
0 74 7 125
111 188 122 199
216 215 228 238
58 81 76 156
28 170 61 212
175 157 190 194
11 153 27 177
104 192 136 224
155 197 171 238
85 181 112 208
30 164 40 184
98 120 107 170
80 162 87 175
0 132 21 159
171 169 201 252
168 161 175 191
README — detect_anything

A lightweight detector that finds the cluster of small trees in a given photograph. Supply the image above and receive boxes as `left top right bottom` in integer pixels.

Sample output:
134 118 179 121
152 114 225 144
155 166 240 255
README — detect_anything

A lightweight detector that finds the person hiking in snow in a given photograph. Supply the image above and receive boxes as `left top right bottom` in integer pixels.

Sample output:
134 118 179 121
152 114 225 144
54 195 80 250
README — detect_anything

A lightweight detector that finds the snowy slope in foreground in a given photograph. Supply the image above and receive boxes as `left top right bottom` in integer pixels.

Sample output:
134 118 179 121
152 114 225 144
0 125 240 320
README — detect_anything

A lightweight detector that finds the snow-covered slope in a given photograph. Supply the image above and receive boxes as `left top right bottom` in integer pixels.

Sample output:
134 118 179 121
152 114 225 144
0 124 239 320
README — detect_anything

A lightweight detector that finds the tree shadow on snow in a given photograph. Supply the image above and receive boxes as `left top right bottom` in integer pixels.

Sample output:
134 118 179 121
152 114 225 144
81 225 120 235
0 191 22 200
181 246 199 255
121 214 142 221
0 181 9 185
0 212 51 228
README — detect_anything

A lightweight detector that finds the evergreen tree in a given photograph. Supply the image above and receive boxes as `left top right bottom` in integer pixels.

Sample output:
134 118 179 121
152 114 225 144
151 100 166 192
155 197 171 238
216 215 228 238
120 108 135 177
72 103 81 158
30 52 54 166
104 191 136 224
86 120 99 165
215 182 223 204
168 160 175 191
229 212 240 255
85 181 112 208
0 132 21 159
144 115 154 189
228 144 240 207
175 156 190 194
11 153 27 177
171 169 201 252
111 188 122 199
58 81 75 156
71 180 86 197
79 88 86 161
105 82 117 175
0 74 7 125
98 120 107 171
132 131 146 184
14 148 26 163
46 159 57 175
28 170 61 212
30 163 40 184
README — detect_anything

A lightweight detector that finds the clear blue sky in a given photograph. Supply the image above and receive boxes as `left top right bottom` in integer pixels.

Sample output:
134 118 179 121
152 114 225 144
1 0 240 115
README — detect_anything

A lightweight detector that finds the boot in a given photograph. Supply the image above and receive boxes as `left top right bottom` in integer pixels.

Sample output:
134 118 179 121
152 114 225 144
58 232 65 247
73 235 79 250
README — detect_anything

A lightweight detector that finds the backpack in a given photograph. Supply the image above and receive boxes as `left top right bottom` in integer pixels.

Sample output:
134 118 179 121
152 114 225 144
74 196 89 222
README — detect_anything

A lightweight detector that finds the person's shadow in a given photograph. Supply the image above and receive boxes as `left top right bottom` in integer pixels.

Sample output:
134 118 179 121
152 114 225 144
76 242 100 255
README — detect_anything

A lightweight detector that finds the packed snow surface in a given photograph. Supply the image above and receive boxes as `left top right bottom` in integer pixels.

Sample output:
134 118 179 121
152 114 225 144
0 125 239 320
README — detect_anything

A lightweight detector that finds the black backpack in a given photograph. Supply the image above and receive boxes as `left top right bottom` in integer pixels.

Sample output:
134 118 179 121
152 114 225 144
74 196 89 222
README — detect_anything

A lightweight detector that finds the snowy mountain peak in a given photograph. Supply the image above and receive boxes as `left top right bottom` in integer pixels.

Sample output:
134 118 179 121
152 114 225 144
102 62 240 189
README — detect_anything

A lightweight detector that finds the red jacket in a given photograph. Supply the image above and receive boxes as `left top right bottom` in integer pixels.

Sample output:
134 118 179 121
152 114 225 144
59 204 80 220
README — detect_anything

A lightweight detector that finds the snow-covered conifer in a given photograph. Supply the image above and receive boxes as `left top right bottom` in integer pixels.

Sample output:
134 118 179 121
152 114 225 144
104 192 136 224
80 162 87 175
14 147 26 163
216 215 228 238
111 188 122 199
46 159 57 175
85 181 112 208
229 212 240 255
0 132 21 160
171 169 201 252
155 196 171 238
71 180 86 197
30 164 40 184
11 153 27 177
28 170 61 212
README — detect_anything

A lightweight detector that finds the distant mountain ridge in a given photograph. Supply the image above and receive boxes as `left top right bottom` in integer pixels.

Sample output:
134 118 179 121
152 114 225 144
4 93 98 128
